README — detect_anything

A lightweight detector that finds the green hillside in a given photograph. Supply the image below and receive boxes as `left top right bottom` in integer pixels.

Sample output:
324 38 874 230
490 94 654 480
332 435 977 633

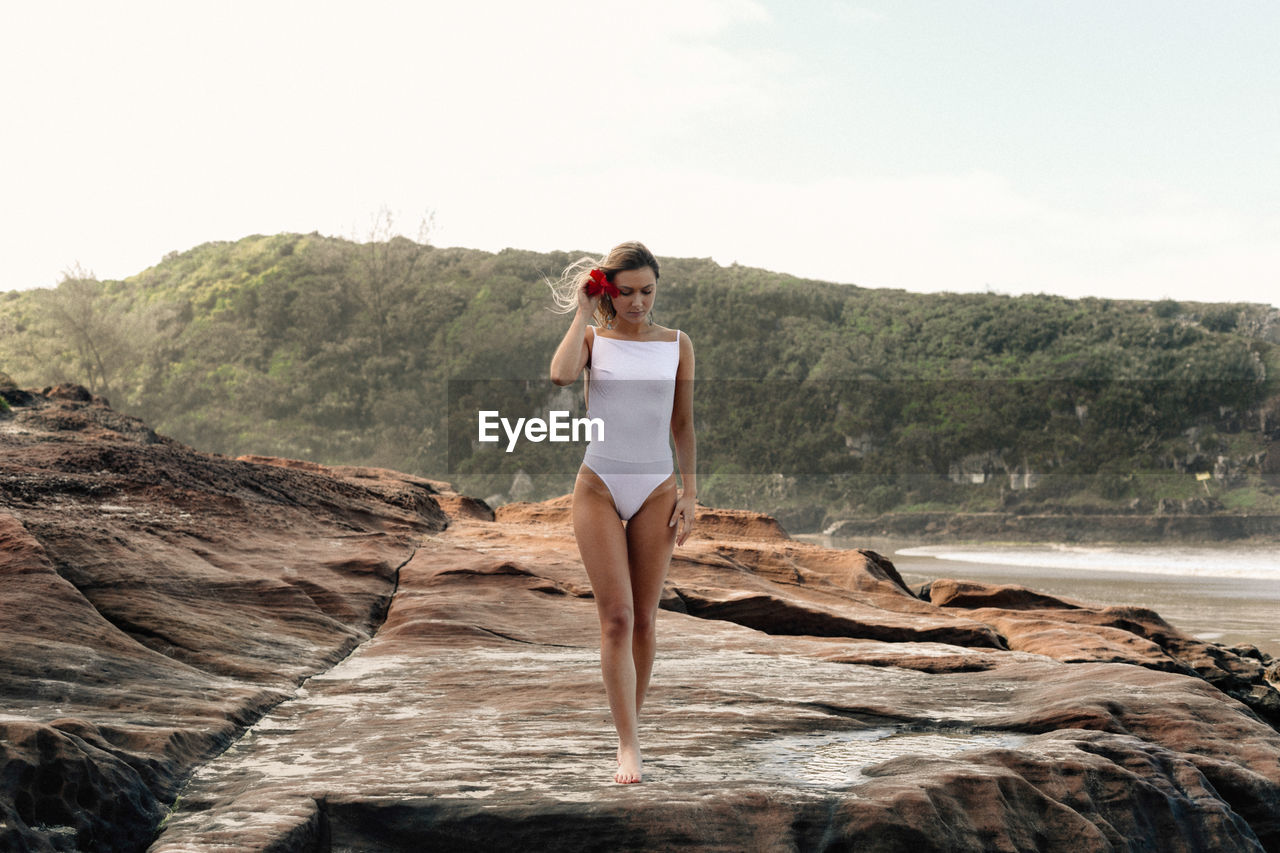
3 233 1277 527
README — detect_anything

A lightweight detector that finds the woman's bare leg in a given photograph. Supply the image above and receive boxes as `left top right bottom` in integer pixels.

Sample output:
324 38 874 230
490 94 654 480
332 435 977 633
625 476 678 718
573 466 643 783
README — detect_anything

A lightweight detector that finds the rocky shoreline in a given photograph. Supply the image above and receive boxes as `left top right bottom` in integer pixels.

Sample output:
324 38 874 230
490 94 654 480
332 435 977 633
2 386 1279 852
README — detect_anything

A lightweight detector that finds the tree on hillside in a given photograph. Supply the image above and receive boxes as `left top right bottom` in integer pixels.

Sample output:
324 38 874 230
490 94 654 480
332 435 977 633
18 265 169 405
36 266 133 400
346 208 434 369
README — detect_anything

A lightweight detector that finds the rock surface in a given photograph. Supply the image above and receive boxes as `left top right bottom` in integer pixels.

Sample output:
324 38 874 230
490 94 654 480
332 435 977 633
2 387 1279 852
0 387 443 851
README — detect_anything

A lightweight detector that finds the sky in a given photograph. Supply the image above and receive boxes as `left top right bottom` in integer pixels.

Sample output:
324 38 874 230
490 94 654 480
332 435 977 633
2 1 1277 306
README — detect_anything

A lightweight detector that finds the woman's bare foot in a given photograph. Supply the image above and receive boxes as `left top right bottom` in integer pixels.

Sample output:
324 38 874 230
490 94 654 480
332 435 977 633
615 743 642 784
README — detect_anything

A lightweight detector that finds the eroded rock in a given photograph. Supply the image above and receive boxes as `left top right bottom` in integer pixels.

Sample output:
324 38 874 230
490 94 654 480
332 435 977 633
928 577 1280 727
150 509 1280 852
2 388 1278 851
0 388 443 851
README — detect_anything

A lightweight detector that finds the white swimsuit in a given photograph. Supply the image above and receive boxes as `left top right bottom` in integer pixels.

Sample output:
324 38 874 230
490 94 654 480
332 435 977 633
582 330 682 520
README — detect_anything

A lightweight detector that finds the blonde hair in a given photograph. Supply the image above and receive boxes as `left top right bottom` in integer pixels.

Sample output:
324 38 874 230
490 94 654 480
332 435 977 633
547 241 661 327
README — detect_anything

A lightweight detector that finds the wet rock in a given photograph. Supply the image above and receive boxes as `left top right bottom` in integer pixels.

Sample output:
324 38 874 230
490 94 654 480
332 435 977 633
0 388 443 852
1228 643 1269 663
931 578 1280 728
0 719 166 853
147 510 1280 852
923 578 1084 610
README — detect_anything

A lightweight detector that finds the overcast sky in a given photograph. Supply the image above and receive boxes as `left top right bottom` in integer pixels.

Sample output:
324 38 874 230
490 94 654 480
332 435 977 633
3 1 1277 306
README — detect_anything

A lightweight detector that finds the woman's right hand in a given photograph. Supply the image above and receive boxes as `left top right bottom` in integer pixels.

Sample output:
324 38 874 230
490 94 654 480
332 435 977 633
578 278 601 315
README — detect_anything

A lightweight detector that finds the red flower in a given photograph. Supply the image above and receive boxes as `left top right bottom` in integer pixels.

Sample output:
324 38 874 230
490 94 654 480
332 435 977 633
586 268 619 300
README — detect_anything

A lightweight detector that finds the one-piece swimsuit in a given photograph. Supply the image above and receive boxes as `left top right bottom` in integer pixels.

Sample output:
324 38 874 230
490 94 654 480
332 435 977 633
582 329 681 520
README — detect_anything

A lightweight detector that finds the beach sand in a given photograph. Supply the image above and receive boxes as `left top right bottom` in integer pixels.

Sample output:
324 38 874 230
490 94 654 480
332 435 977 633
809 537 1280 659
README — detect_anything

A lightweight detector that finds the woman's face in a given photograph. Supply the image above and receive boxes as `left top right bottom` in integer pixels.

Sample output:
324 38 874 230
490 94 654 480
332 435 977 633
611 266 657 325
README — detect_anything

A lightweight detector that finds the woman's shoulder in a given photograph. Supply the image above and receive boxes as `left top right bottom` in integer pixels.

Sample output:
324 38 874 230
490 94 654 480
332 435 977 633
677 329 693 357
655 325 684 344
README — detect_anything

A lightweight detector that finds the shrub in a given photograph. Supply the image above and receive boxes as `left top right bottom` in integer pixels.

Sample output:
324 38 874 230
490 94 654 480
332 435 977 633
863 484 904 513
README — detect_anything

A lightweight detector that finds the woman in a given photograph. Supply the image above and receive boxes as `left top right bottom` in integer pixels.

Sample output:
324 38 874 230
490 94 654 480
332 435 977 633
549 241 696 784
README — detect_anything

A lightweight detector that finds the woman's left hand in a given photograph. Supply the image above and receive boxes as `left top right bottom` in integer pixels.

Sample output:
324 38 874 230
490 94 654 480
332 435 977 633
669 492 697 546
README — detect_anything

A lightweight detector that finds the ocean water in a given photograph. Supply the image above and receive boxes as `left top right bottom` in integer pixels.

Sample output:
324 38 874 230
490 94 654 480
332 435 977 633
896 543 1280 582
830 539 1280 657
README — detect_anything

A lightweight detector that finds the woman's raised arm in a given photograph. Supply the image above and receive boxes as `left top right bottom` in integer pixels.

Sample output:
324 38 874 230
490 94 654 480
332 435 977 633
549 305 594 386
550 273 601 385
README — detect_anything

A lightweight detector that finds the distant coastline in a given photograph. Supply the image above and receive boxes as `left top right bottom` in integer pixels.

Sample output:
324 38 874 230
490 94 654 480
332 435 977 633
811 511 1280 544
